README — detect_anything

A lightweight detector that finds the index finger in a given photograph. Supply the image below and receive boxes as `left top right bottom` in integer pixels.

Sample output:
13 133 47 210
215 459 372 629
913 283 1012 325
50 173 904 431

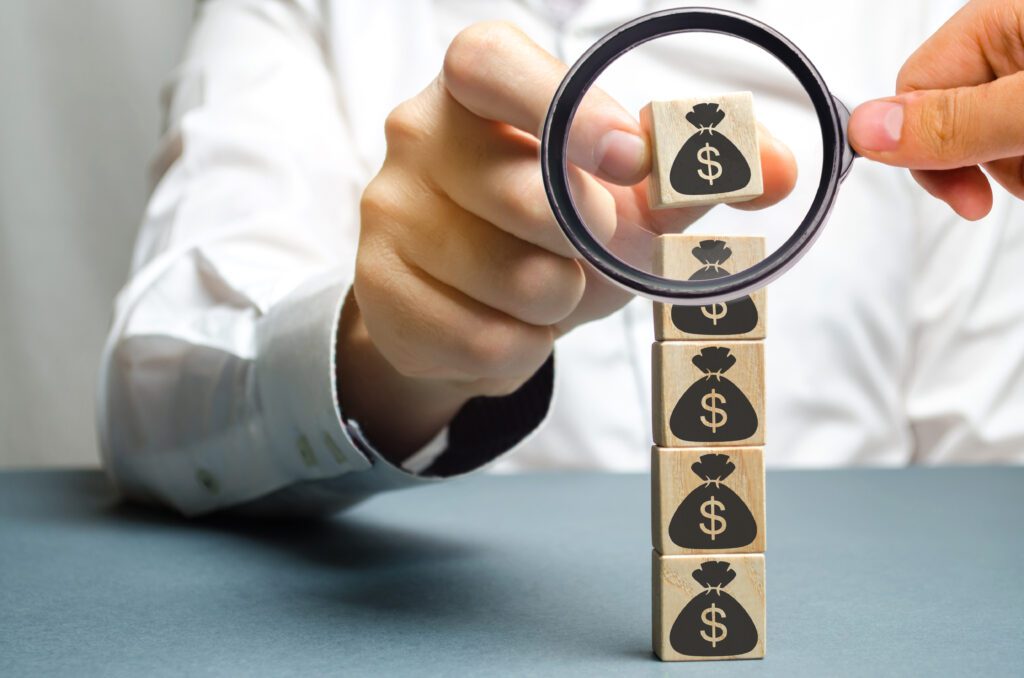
441 21 650 185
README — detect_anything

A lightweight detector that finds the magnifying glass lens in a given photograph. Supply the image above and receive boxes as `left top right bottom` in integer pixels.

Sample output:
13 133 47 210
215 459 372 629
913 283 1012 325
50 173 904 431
563 30 825 298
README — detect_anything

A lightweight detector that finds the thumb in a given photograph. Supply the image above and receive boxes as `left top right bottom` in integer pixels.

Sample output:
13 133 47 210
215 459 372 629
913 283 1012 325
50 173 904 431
849 72 1024 170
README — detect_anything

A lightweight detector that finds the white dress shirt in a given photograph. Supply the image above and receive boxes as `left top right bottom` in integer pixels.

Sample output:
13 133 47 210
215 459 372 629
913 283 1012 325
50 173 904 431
97 0 1024 516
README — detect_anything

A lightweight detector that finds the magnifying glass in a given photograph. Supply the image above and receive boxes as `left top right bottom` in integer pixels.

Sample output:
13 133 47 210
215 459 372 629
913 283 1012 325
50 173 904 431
541 7 857 306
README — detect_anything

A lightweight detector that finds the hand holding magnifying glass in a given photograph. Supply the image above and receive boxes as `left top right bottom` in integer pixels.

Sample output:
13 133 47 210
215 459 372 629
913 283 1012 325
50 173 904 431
850 0 1024 221
340 22 797 459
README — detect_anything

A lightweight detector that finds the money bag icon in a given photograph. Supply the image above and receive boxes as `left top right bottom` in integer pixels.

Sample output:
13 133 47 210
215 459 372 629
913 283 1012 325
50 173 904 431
671 240 759 335
671 561 758 657
670 103 752 195
669 453 757 549
670 347 758 442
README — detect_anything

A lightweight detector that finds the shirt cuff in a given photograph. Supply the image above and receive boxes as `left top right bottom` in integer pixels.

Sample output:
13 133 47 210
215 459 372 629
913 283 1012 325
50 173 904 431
245 269 555 515
401 425 450 474
255 269 458 495
255 270 373 483
244 270 557 516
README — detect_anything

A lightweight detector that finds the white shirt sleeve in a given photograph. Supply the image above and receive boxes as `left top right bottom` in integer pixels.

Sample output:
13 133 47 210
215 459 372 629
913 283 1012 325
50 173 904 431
96 0 553 516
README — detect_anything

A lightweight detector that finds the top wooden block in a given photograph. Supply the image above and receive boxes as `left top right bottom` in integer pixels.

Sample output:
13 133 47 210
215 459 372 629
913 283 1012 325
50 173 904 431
641 92 763 210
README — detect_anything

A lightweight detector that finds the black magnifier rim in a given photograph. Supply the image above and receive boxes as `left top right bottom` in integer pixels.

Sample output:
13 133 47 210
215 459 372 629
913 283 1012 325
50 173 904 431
541 7 843 304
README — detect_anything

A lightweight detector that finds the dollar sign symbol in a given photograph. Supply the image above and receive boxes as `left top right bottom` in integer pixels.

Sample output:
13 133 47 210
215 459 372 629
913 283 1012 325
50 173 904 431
700 388 728 433
700 303 728 326
699 496 727 541
697 142 723 186
700 603 728 647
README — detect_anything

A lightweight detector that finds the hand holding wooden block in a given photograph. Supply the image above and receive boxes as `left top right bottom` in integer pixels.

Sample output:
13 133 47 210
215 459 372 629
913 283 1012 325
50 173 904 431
641 92 763 210
653 235 767 341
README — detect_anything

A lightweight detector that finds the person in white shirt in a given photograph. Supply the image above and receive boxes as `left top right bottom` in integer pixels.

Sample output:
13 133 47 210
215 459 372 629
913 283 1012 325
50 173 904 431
98 0 1024 516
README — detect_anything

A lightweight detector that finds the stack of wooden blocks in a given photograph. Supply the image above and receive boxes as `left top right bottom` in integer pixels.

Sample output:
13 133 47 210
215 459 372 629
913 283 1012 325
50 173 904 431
642 92 767 662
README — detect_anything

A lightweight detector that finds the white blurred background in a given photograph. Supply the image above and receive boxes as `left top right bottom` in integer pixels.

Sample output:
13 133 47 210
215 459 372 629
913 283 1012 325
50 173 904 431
0 2 192 467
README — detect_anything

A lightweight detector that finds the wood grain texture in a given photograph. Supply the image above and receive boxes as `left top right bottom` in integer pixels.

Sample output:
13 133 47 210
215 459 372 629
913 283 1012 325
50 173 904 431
653 553 766 661
652 341 765 448
640 92 763 210
653 235 766 341
651 446 765 555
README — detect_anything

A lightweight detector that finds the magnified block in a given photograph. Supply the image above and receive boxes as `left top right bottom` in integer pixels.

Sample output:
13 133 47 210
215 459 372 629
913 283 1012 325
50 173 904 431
641 92 763 210
653 341 765 448
653 235 766 341
652 446 765 555
653 552 766 661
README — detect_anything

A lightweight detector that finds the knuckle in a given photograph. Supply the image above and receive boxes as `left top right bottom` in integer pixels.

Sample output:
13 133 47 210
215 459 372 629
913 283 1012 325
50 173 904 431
443 21 521 89
464 318 519 374
358 178 396 225
917 90 970 160
362 167 440 227
520 190 557 232
508 252 584 324
462 316 544 377
383 100 428 147
499 168 551 230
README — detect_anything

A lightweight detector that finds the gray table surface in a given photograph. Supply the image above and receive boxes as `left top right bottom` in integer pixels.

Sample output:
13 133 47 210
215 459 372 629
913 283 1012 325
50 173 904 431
1 468 1021 677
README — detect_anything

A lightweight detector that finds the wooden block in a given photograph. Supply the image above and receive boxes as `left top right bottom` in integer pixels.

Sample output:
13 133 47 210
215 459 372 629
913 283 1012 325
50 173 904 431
653 552 766 661
653 235 766 341
641 92 763 210
651 446 765 555
652 341 765 448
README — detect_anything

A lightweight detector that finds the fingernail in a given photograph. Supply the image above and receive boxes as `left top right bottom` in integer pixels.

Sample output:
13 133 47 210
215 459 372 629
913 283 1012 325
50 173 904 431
594 129 647 181
850 100 904 152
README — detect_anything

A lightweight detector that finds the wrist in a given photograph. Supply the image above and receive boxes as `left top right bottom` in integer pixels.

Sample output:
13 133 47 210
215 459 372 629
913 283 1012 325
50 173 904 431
336 289 468 464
